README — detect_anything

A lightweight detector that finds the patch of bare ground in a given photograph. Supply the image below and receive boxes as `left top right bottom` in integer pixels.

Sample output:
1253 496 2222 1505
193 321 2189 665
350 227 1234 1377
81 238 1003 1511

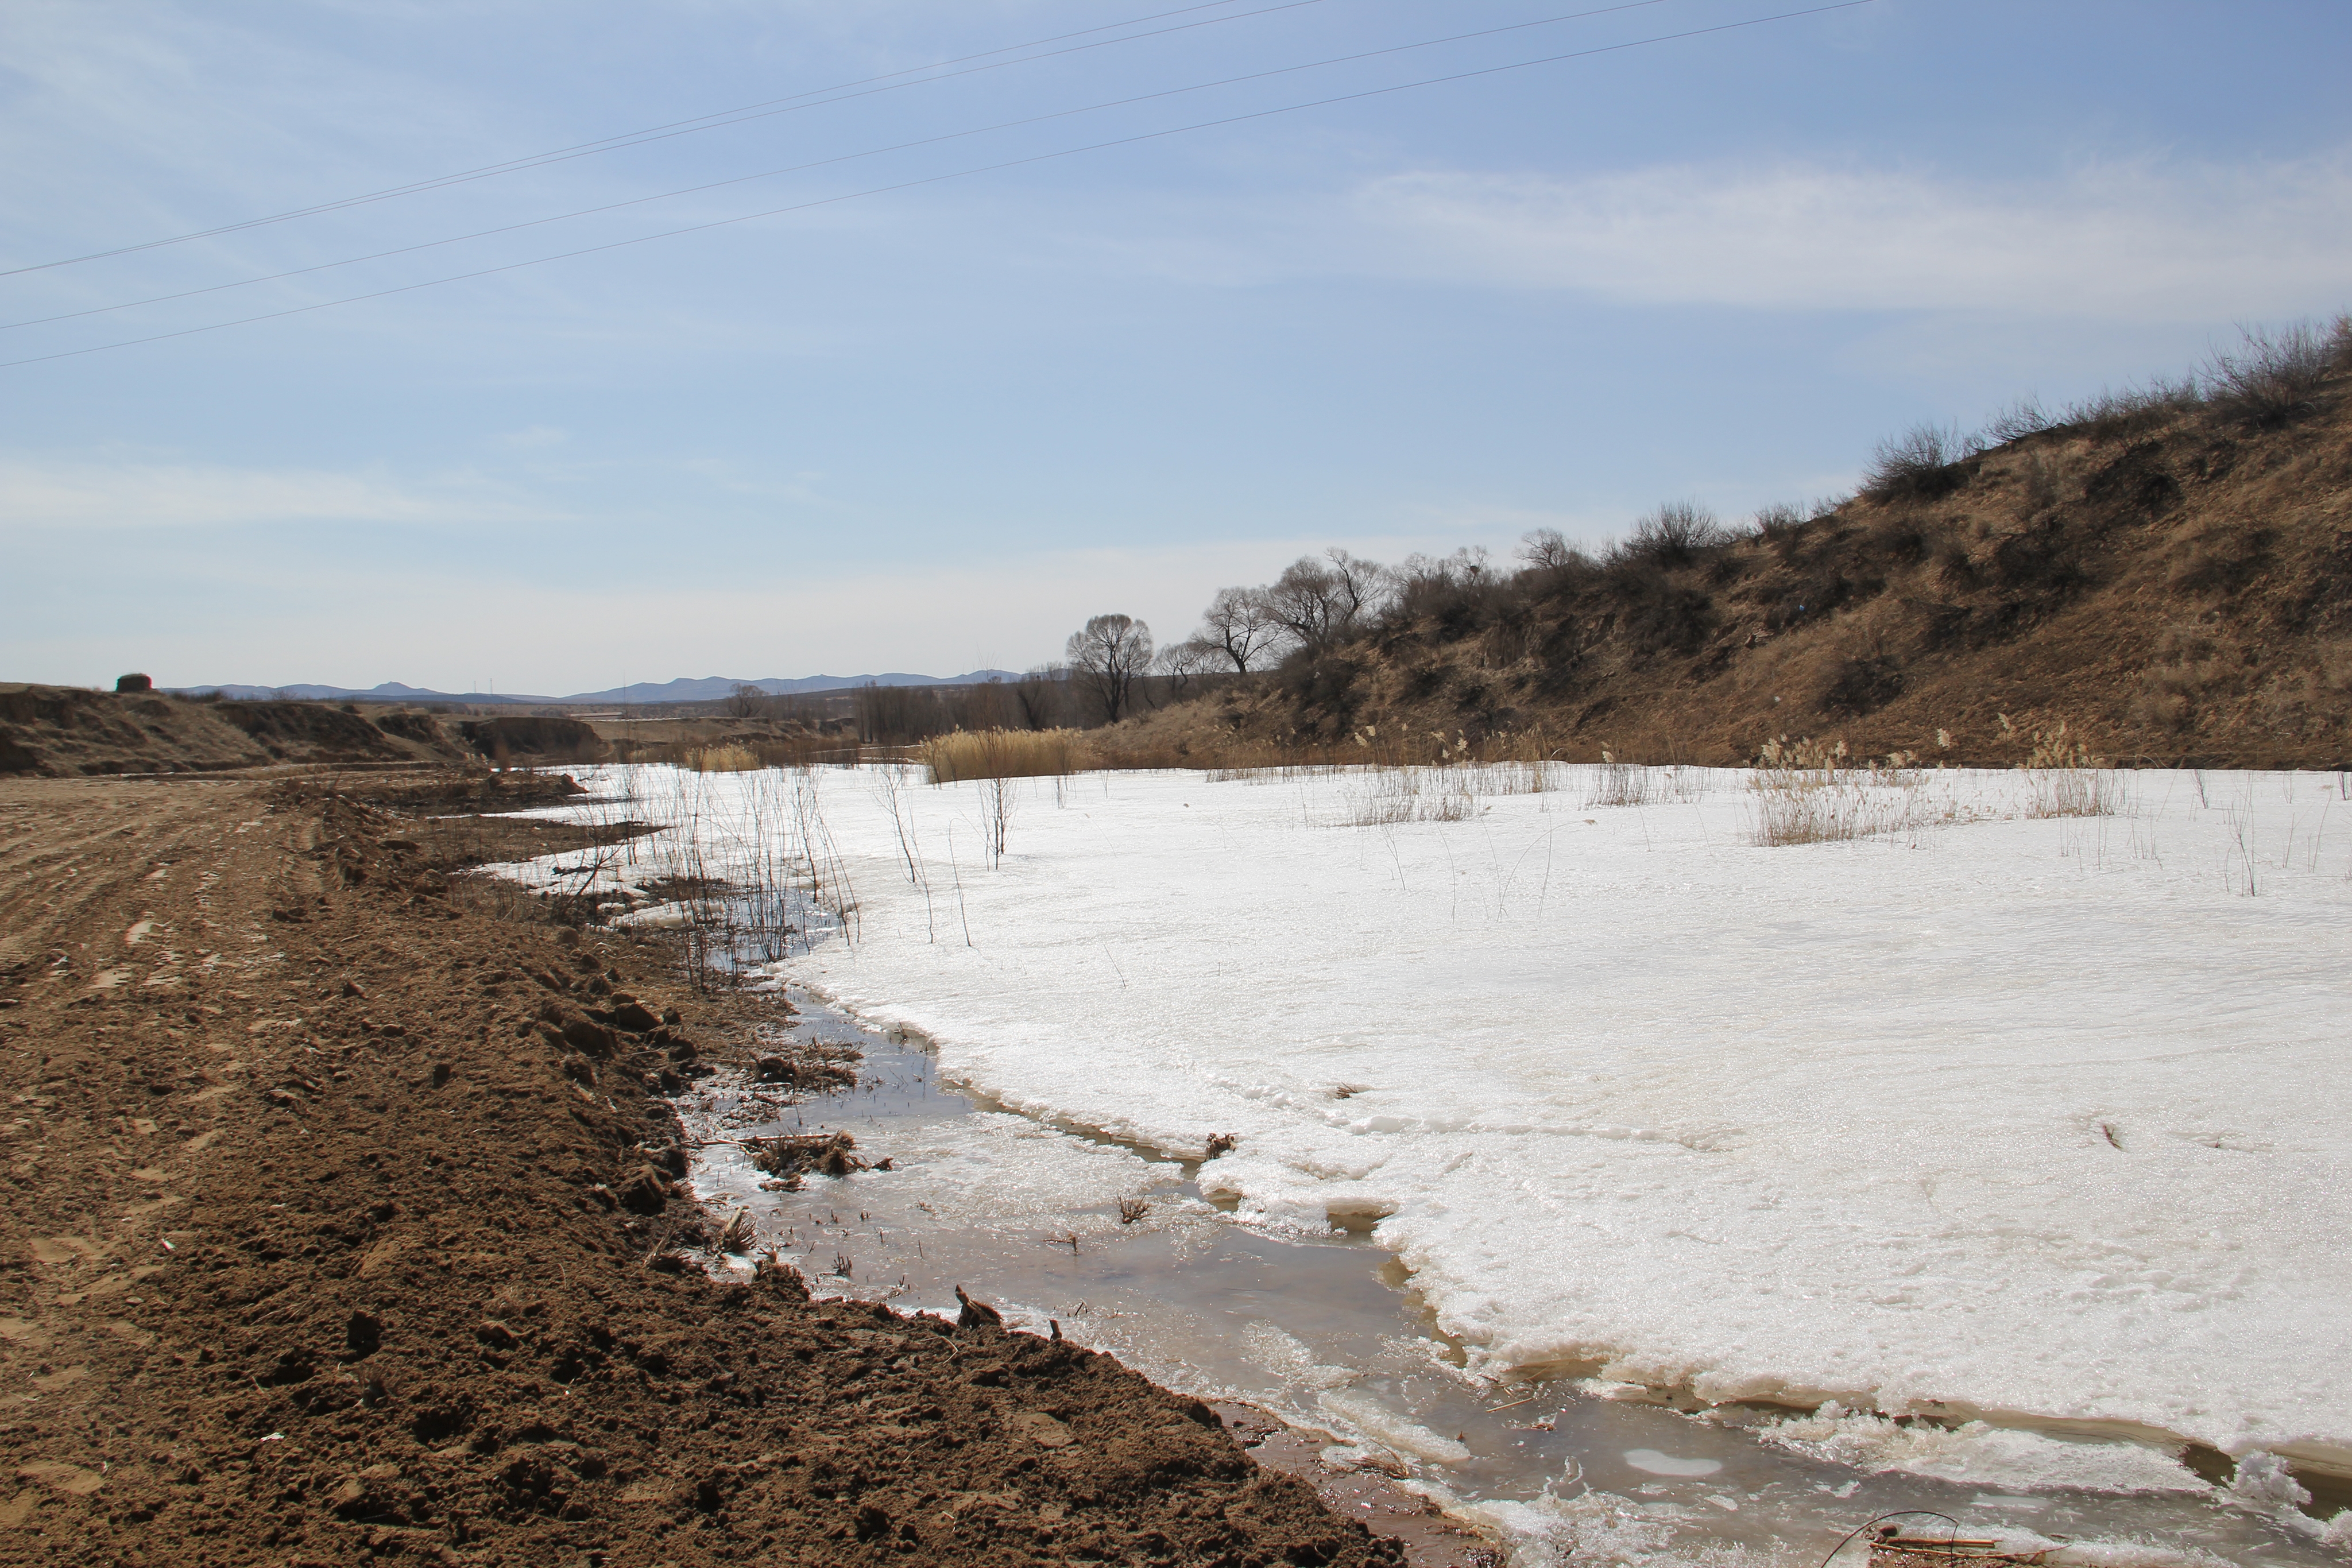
0 773 1404 1566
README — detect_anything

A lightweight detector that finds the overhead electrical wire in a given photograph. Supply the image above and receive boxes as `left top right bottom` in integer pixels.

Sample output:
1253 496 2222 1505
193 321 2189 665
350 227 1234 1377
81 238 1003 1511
6 0 1684 332
1 1 1870 371
0 0 1327 278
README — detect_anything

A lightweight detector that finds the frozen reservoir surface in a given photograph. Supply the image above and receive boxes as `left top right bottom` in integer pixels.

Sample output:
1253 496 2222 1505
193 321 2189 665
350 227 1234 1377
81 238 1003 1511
513 762 2352 1563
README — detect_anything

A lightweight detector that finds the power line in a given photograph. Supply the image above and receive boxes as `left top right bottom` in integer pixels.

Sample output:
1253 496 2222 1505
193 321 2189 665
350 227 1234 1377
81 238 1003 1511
1 1 1871 372
5 0 1681 332
0 0 1322 278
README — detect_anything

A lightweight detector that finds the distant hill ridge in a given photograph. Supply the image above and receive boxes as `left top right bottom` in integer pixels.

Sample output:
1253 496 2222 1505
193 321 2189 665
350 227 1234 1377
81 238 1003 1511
1116 319 2352 770
165 671 1022 705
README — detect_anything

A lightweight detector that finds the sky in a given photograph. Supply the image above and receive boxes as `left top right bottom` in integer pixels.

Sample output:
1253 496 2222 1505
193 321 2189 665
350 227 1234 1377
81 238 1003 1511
5 0 2349 694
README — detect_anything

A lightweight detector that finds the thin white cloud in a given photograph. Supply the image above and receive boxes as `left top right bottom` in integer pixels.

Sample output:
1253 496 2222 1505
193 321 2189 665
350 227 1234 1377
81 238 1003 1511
1347 153 2352 321
0 455 566 528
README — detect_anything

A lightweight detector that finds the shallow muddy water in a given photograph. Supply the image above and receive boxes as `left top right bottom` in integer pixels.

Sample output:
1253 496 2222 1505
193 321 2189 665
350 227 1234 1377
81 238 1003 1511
668 985 2345 1568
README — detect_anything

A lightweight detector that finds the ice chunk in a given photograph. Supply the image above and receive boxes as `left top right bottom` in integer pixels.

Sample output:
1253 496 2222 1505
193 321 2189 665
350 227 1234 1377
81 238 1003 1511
1317 1388 1470 1464
1758 1410 2203 1493
1622 1448 1724 1477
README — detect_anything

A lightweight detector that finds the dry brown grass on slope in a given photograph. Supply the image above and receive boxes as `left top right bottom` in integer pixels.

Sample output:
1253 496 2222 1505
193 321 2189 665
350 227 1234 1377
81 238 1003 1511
1107 349 2352 773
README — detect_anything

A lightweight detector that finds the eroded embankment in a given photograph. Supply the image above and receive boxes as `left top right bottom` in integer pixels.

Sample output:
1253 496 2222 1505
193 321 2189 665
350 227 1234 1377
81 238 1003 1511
0 773 1402 1567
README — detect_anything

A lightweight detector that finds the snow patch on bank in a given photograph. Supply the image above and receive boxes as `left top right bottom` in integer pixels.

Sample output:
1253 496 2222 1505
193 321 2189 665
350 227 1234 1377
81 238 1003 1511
534 762 2352 1489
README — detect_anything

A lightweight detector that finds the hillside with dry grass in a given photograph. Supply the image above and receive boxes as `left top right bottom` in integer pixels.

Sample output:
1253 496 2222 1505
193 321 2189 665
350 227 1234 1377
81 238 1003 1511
1112 322 2352 771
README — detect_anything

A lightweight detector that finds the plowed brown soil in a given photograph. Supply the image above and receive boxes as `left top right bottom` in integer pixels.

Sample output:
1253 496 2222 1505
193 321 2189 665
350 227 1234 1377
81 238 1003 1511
0 775 1406 1567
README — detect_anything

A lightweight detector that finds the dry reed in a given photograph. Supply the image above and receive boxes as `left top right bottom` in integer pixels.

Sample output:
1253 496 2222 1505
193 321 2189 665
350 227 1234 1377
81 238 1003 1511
1749 737 1923 847
919 728 1086 783
2020 722 2129 818
1347 766 1475 825
687 743 760 773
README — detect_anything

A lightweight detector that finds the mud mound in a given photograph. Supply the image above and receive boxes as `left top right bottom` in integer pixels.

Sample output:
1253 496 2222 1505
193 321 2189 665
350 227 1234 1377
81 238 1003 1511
458 715 606 763
0 774 1405 1566
365 709 455 749
0 686 474 777
214 699 411 761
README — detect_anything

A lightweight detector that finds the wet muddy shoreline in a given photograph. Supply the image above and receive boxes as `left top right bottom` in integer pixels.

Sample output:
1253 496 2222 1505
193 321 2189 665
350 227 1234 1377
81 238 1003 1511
665 975 2352 1568
496 763 2352 1567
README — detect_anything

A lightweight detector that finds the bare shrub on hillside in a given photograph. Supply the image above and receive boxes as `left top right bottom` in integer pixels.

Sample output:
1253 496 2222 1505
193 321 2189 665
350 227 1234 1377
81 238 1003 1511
1518 528 1591 572
1980 396 2057 446
1863 423 1978 501
1752 502 1807 544
1392 547 1500 629
2060 376 2202 440
1616 501 1731 567
2203 317 2350 429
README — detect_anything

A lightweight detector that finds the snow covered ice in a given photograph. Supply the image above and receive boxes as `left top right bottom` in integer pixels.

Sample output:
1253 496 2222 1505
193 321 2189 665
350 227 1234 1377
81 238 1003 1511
528 760 2352 1489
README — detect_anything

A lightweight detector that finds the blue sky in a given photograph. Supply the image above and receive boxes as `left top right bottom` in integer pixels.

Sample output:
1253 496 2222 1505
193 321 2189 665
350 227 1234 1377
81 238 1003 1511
5 0 2349 693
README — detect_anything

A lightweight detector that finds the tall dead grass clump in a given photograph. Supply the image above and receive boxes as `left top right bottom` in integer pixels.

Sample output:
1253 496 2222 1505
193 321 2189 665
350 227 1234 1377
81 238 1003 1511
2020 721 2127 818
1748 736 1939 847
1347 766 1472 825
919 727 1086 784
1583 758 1652 808
620 734 853 769
686 743 761 773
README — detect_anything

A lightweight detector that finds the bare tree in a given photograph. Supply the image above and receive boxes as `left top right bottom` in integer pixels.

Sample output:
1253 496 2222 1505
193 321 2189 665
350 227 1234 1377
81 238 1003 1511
1065 614 1154 723
1325 549 1390 630
856 682 946 744
725 682 769 718
1518 528 1583 571
949 677 1019 731
1196 586 1285 672
1158 637 1218 700
1264 549 1390 652
1013 665 1067 730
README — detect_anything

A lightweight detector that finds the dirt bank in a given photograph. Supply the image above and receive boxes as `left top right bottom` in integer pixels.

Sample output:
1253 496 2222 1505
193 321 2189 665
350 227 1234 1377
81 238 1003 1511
0 773 1405 1566
0 687 477 778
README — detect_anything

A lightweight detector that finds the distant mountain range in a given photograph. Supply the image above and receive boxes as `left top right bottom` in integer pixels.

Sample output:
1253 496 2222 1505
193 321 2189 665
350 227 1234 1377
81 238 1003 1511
164 672 1022 705
559 672 1022 704
164 680 555 704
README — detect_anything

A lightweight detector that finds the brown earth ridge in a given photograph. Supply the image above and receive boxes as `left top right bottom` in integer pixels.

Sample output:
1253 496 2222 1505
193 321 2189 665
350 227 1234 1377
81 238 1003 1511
1112 341 2352 771
0 772 1410 1567
0 692 607 779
